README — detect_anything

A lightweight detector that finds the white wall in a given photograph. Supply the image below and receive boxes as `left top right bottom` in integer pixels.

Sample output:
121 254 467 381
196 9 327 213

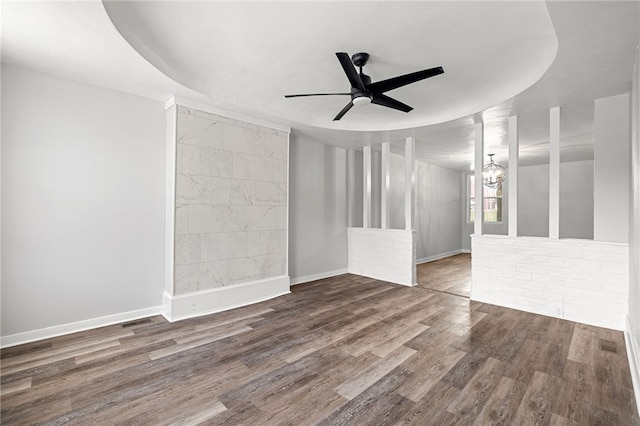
288 133 348 283
472 235 628 330
1 64 166 337
594 93 630 243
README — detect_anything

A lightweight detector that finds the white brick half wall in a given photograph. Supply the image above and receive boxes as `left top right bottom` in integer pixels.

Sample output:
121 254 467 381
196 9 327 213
348 228 416 286
471 234 629 330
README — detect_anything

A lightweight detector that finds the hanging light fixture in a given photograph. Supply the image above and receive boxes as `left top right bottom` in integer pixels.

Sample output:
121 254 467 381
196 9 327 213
482 154 506 188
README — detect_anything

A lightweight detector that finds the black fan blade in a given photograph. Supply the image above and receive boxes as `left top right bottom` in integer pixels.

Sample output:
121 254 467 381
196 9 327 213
285 93 350 98
368 66 444 94
371 94 413 113
336 52 366 91
333 101 354 121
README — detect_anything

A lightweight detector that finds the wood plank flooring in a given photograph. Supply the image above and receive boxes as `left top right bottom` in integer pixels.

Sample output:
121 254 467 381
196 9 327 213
2 258 638 425
417 253 471 297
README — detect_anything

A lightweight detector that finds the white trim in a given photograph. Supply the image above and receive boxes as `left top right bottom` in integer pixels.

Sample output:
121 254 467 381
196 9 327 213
363 146 372 228
474 122 484 234
404 137 415 230
165 104 177 296
0 306 163 348
165 96 291 133
549 106 560 239
381 142 390 229
290 268 349 286
416 249 465 265
625 315 640 415
461 248 472 254
162 276 290 322
508 115 519 237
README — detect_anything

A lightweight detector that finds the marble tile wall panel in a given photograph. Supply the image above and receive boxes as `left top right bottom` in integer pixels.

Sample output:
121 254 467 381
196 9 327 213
174 106 288 295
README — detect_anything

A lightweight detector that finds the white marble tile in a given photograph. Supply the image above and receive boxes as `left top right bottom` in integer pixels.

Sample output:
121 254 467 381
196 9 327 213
223 123 265 156
255 182 287 205
272 159 287 183
232 152 273 181
174 205 189 235
276 206 287 230
187 205 236 233
210 177 255 206
247 230 286 256
180 144 233 178
174 260 228 294
260 253 286 277
177 111 223 148
201 232 248 262
264 132 288 159
237 206 277 231
227 254 286 285
176 174 211 205
174 234 201 265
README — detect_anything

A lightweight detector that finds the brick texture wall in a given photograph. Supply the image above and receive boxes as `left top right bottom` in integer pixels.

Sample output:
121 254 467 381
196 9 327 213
472 234 629 330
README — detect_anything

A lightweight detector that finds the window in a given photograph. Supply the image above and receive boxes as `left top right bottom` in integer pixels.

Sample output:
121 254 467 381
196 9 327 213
468 175 503 223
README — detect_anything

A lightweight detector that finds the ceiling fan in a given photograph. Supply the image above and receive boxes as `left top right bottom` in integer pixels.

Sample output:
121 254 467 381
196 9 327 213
284 52 444 121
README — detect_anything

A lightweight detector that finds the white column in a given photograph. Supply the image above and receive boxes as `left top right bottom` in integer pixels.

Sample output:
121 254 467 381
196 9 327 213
508 116 519 237
404 137 416 230
549 106 560 239
474 122 484 235
165 104 177 296
347 149 356 227
381 142 390 229
363 146 372 228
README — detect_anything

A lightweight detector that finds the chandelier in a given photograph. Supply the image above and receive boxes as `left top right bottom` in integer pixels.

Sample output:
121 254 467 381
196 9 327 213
482 154 506 188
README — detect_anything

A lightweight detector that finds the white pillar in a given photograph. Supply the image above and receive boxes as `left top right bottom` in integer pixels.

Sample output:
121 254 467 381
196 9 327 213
474 122 484 235
508 116 519 237
405 137 415 230
363 146 372 228
381 142 390 229
549 106 560 239
347 149 356 227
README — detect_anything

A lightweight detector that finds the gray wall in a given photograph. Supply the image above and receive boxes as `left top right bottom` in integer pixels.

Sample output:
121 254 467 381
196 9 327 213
368 152 462 261
560 160 594 239
415 160 463 260
461 160 594 246
518 164 551 237
518 161 594 239
1 64 166 336
594 93 630 243
288 132 348 281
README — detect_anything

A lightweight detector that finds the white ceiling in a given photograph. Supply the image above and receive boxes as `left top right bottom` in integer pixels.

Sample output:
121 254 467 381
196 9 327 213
2 1 639 171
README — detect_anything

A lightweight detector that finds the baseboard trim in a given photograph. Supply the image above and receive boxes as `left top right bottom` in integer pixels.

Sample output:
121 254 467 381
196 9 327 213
0 306 163 348
470 295 624 331
416 249 465 265
162 275 291 322
461 248 472 254
290 268 349 286
625 315 640 415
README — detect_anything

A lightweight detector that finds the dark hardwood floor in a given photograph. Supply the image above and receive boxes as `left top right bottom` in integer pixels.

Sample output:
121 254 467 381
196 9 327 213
1 257 638 425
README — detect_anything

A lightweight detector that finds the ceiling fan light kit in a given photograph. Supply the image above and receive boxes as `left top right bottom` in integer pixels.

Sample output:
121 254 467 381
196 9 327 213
285 52 444 121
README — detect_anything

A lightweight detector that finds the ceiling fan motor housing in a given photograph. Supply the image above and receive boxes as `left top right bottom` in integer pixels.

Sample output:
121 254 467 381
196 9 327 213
351 52 370 68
